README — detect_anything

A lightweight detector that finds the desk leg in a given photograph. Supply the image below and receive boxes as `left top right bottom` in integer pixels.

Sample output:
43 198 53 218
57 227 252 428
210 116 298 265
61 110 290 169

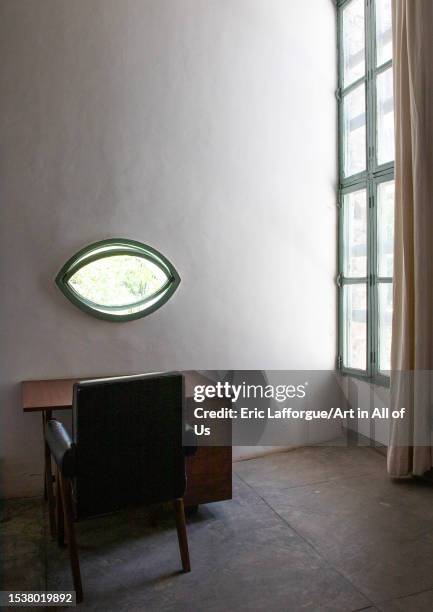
43 411 56 539
43 413 48 501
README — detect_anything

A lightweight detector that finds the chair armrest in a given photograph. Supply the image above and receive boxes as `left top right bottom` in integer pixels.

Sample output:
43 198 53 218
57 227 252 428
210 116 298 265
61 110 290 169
45 419 76 477
184 424 198 457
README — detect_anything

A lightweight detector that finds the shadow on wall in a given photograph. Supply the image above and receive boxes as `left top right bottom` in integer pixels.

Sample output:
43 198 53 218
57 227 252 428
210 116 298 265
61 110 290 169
210 370 346 452
0 383 46 499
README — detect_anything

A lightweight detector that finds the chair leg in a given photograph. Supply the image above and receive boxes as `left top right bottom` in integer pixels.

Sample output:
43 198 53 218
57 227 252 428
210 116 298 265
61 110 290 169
59 474 83 602
173 498 191 572
56 467 65 547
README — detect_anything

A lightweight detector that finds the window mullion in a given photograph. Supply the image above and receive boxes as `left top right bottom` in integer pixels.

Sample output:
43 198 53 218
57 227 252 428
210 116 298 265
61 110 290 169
368 181 377 378
366 0 375 173
366 0 375 377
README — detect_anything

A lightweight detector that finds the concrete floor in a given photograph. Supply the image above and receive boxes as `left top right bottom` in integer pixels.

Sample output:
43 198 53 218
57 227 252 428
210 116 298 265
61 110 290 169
2 446 433 611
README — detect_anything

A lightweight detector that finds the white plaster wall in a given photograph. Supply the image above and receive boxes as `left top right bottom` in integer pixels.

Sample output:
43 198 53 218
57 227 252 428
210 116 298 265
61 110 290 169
0 0 336 498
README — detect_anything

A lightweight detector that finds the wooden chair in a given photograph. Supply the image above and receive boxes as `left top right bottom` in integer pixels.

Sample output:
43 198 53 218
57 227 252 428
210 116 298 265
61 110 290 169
45 372 191 603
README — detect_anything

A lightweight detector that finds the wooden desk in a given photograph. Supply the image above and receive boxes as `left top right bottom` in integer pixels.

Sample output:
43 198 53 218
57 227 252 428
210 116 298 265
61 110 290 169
22 372 232 526
22 377 82 413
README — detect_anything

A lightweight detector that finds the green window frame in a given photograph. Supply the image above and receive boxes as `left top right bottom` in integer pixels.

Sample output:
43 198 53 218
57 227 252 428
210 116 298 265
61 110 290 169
56 238 180 322
337 0 394 385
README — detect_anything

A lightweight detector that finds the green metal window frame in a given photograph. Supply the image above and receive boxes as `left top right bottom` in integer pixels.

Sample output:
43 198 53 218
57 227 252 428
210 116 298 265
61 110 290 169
336 0 394 385
56 238 181 322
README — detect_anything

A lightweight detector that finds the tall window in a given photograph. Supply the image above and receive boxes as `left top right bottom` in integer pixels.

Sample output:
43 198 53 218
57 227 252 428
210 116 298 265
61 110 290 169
337 0 394 383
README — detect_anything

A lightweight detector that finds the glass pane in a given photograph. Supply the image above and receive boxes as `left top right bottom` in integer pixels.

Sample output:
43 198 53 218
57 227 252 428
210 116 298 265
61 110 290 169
376 0 392 66
343 284 367 370
378 283 393 372
343 188 367 277
343 84 366 177
377 180 395 277
377 67 394 165
342 0 365 87
69 255 169 307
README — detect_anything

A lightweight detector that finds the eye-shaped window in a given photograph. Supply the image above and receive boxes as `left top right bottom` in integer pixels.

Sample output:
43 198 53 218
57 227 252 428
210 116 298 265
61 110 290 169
55 239 180 321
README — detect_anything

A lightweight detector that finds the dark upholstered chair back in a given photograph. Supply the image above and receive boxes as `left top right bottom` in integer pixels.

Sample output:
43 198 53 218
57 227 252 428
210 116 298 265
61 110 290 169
71 372 185 520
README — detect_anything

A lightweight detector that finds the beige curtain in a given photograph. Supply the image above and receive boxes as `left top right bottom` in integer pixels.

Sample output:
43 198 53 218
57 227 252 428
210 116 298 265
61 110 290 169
388 0 433 476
